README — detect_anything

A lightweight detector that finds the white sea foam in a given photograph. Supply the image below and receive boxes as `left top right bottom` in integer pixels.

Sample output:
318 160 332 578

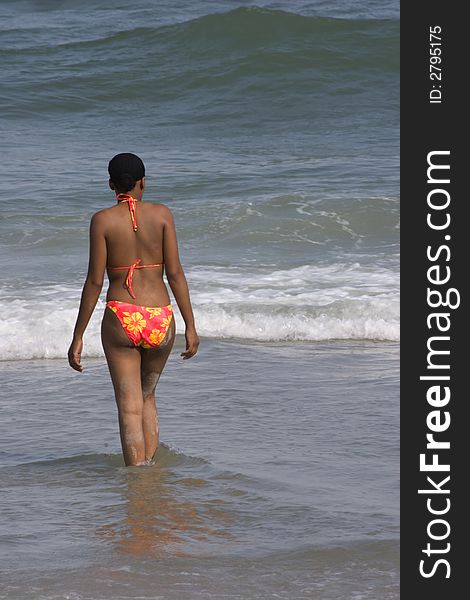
0 263 398 360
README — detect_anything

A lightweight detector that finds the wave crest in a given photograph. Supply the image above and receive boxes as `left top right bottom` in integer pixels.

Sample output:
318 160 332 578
0 262 398 360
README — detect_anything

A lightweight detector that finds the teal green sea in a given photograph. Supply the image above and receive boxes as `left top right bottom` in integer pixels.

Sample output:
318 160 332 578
0 1 399 598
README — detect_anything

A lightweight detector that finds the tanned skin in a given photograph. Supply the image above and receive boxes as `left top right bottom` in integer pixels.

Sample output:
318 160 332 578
68 177 199 466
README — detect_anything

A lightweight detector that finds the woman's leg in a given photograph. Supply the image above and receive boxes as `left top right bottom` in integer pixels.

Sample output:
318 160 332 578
140 317 176 461
101 308 146 466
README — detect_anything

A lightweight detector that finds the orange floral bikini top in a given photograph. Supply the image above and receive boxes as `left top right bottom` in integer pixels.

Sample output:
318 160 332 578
109 193 163 299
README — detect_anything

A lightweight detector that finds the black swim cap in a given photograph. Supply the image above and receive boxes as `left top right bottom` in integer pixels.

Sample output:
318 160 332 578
108 153 145 192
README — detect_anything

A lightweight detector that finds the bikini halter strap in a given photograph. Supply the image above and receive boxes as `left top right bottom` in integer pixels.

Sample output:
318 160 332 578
116 193 138 232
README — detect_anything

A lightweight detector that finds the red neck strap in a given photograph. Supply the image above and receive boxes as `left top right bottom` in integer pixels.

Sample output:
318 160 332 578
116 194 138 232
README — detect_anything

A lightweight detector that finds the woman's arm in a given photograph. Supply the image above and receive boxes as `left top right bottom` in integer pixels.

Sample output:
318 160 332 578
68 212 107 372
162 206 200 359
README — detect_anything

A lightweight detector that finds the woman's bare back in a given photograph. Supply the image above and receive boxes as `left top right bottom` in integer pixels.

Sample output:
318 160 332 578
102 200 172 306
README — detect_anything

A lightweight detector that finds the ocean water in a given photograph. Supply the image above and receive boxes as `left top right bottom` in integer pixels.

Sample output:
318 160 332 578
1 340 399 599
0 0 399 598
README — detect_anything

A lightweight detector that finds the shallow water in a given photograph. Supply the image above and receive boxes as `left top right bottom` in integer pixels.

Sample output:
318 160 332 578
1 339 399 598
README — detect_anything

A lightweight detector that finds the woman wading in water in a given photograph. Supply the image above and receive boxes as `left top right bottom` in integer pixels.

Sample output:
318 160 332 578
68 153 199 466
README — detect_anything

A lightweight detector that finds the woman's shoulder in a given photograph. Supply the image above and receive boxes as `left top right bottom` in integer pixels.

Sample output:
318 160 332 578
88 206 116 232
90 205 113 222
144 201 174 221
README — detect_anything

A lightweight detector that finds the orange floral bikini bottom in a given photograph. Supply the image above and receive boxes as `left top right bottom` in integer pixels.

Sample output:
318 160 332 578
106 300 173 348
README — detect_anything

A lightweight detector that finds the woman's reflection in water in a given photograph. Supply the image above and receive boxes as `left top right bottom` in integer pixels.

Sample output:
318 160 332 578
97 454 234 558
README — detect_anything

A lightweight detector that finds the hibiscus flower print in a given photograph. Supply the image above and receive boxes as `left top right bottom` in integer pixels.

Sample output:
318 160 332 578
148 328 165 346
146 307 162 319
123 311 146 334
160 316 172 330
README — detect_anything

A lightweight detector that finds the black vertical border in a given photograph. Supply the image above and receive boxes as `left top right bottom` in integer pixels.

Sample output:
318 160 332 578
401 4 467 598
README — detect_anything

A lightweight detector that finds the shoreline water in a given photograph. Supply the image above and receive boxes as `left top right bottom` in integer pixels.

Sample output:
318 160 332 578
1 338 399 599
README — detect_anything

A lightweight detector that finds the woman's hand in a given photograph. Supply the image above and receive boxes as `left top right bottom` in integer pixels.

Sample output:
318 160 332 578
181 327 199 360
68 337 84 372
